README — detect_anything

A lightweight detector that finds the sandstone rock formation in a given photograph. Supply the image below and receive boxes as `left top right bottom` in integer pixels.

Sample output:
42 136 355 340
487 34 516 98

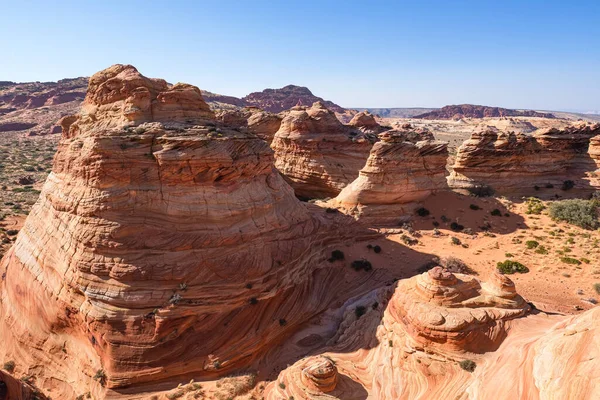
332 126 448 224
415 104 555 119
215 107 282 143
0 65 367 398
0 369 46 400
448 123 600 195
347 110 387 134
265 267 600 399
271 102 378 198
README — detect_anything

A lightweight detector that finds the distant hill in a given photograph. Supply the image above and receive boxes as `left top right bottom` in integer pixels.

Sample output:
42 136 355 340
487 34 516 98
414 104 555 119
356 107 437 118
242 85 345 113
202 84 345 113
0 77 87 135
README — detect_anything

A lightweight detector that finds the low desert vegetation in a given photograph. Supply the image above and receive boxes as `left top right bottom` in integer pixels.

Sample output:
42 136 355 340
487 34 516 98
93 369 107 386
416 207 430 217
561 180 575 191
497 260 529 274
525 240 539 249
525 197 546 215
3 360 15 373
351 259 373 271
535 245 549 255
560 257 582 265
450 222 464 231
459 359 477 372
548 199 599 229
355 305 367 319
328 249 345 262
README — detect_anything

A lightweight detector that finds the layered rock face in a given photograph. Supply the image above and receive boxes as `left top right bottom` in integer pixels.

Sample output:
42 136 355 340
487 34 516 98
215 107 282 143
271 102 378 198
332 126 448 224
266 267 599 399
449 124 600 194
0 65 359 397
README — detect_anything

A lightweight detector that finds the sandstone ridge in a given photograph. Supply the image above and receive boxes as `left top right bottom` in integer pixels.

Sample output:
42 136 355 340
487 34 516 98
332 124 448 224
271 101 379 198
0 65 366 398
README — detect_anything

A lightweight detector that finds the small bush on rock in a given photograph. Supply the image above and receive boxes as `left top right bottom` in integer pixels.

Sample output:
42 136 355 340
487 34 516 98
459 359 476 372
562 180 575 191
329 250 345 262
351 259 372 272
416 207 430 217
450 222 464 231
355 305 367 319
3 360 15 373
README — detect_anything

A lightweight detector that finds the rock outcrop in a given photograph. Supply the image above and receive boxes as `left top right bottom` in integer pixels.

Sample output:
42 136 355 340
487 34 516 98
347 111 387 134
332 126 447 224
265 267 600 399
0 369 46 400
448 124 600 194
415 104 556 120
271 102 377 198
215 107 282 143
0 65 366 398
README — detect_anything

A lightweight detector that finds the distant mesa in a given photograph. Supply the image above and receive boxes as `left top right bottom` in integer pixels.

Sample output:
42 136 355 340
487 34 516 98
414 104 556 119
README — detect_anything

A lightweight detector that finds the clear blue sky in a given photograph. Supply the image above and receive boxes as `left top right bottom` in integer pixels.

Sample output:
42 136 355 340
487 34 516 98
1 0 599 111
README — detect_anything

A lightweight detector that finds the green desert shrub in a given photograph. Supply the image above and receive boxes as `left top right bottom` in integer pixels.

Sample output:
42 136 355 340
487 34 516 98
525 240 539 249
3 360 15 373
459 359 476 372
560 257 581 265
535 245 548 255
416 207 430 217
548 199 599 229
497 260 529 274
525 197 546 215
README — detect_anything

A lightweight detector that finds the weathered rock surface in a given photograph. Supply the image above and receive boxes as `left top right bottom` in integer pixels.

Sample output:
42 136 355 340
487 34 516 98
271 102 377 198
448 123 600 194
215 107 282 143
266 268 599 399
415 104 555 119
332 126 448 224
0 65 366 398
